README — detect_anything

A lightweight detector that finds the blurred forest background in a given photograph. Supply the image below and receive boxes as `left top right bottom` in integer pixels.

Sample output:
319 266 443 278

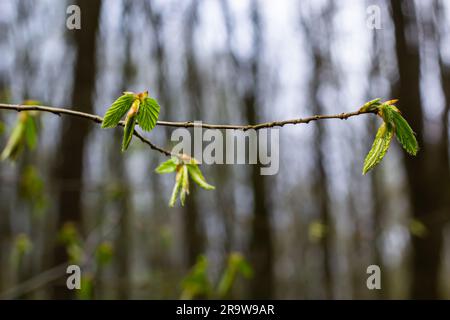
0 0 450 299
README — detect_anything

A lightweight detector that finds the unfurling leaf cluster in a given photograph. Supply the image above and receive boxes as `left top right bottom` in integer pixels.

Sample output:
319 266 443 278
155 155 215 207
361 99 419 174
101 91 160 151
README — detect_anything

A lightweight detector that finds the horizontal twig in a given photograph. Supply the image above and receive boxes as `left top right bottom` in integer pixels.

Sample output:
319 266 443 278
0 103 377 156
157 110 375 130
0 103 172 157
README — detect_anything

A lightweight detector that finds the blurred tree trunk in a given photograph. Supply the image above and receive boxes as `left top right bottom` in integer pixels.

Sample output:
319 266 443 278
146 0 171 126
434 0 450 298
217 0 238 258
182 0 205 268
367 29 389 299
368 118 386 298
391 0 450 299
310 68 333 299
246 94 274 299
220 0 274 298
108 0 134 300
110 137 133 300
52 0 102 299
300 2 335 299
145 1 175 286
0 78 11 293
246 1 274 299
9 2 36 296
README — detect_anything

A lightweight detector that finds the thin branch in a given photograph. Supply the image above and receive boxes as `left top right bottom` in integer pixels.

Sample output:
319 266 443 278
0 103 377 153
132 130 171 156
0 103 172 157
157 110 376 130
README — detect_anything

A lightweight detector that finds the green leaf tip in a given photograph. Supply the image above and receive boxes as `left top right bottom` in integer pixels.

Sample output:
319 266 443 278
362 99 419 174
155 157 178 174
378 102 418 156
187 164 215 190
169 168 184 208
391 110 419 156
363 122 394 174
121 112 136 152
156 155 215 207
179 165 189 206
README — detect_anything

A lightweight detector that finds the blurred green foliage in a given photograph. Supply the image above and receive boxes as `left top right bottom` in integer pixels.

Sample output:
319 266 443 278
409 219 428 238
58 222 83 264
180 252 252 299
308 220 328 243
217 252 253 298
95 241 114 267
19 165 48 215
77 274 94 300
10 233 33 270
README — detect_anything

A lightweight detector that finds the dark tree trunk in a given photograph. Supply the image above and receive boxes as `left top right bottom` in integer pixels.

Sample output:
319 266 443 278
368 29 390 299
247 1 274 299
312 103 333 299
246 94 274 299
299 2 335 299
391 0 450 299
109 0 135 300
0 78 10 293
182 1 205 268
52 0 102 299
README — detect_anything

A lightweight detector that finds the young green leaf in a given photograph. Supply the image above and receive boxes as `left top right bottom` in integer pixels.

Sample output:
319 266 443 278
137 97 160 131
359 98 382 112
25 116 38 149
101 93 135 128
155 157 179 174
179 165 189 206
169 169 184 207
379 103 396 126
1 118 26 161
363 122 394 174
121 113 136 152
391 110 419 156
187 163 215 190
